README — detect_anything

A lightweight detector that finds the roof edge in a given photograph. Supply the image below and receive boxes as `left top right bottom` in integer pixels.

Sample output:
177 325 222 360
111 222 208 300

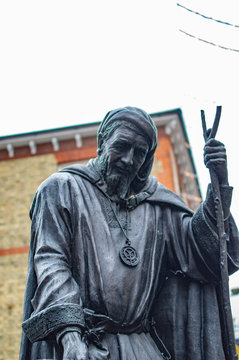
0 121 101 141
0 109 183 140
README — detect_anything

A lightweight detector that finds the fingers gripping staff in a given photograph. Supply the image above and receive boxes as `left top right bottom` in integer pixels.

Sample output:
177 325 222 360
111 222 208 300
201 106 237 360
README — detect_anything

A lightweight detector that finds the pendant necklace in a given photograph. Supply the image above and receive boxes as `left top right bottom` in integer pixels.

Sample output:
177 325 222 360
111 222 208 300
107 198 139 267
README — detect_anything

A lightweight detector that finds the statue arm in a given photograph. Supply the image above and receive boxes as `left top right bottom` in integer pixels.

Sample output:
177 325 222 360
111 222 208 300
193 183 239 276
22 174 85 343
164 184 239 282
194 136 239 275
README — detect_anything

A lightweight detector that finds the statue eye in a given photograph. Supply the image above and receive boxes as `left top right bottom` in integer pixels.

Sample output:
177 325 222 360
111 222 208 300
114 141 129 150
135 148 146 157
115 143 125 150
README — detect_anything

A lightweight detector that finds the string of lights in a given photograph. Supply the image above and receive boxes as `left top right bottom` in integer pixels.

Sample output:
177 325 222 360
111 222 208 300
179 29 239 53
177 3 239 28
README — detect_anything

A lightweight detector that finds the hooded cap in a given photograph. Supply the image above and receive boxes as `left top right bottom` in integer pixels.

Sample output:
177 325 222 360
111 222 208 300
97 106 158 192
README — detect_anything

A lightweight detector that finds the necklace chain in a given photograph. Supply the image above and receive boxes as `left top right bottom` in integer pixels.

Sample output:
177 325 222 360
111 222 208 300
105 194 139 267
107 198 131 246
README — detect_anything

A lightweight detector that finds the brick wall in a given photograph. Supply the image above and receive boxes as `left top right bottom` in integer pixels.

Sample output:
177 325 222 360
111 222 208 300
0 154 57 360
0 254 28 359
152 128 175 192
55 136 97 164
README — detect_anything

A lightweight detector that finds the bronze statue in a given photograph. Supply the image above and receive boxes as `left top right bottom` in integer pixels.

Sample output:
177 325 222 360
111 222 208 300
20 107 239 360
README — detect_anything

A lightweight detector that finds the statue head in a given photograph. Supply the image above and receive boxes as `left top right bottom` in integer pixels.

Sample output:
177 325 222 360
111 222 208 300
97 106 158 199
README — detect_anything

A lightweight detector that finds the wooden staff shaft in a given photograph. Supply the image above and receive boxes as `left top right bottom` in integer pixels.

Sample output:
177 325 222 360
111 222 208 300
201 107 237 360
210 169 237 360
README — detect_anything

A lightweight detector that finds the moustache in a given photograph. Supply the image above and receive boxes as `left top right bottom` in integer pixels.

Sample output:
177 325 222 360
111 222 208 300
114 162 133 173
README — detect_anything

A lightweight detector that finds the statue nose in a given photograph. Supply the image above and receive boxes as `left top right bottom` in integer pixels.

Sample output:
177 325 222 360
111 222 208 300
121 148 134 166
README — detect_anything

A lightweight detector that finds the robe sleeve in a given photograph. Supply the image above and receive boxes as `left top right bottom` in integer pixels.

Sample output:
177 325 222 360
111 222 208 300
22 173 85 343
165 184 239 283
153 185 239 360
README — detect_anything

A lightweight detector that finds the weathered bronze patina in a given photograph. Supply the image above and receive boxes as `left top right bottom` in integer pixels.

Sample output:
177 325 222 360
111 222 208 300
20 106 239 360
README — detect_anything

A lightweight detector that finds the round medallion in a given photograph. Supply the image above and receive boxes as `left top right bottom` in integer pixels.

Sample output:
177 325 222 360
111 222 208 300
119 246 139 267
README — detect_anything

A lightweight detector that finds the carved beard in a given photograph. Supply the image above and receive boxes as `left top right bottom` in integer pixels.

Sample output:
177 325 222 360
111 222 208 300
106 173 130 200
99 153 132 200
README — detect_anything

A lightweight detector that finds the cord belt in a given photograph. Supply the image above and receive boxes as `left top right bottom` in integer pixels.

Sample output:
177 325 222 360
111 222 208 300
82 308 171 360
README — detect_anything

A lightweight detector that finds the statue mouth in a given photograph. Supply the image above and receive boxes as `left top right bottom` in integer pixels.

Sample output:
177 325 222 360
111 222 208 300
114 163 131 174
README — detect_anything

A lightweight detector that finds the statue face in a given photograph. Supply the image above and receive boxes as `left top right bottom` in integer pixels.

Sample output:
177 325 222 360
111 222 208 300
99 126 149 199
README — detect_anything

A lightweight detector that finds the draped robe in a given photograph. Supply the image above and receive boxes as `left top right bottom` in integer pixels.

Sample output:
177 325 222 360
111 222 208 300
20 161 239 360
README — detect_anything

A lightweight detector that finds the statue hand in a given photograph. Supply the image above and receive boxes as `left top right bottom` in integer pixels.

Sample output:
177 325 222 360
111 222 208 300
61 331 89 360
204 138 229 185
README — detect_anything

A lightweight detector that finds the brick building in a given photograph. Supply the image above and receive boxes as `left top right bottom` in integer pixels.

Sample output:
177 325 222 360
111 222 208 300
0 108 201 359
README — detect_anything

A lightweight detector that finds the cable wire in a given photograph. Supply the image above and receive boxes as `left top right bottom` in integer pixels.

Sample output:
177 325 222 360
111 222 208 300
177 3 239 28
179 29 239 53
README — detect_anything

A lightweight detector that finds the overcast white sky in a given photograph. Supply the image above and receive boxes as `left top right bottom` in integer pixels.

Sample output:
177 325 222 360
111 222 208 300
1 0 239 331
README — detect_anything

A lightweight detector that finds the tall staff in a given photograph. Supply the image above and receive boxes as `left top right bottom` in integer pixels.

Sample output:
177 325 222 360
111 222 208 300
201 106 237 360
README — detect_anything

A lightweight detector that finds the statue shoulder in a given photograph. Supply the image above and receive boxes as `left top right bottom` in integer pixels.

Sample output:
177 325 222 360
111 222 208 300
148 178 193 214
32 164 96 208
37 171 77 194
30 171 85 220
